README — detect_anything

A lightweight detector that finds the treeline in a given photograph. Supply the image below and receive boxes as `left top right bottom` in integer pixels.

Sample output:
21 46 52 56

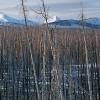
0 26 100 100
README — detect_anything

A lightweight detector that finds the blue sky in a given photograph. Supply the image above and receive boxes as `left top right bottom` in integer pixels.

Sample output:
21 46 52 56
0 0 100 20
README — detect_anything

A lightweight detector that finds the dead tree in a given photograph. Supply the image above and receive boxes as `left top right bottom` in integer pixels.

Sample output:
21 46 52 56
39 0 64 100
80 6 93 100
31 0 64 99
95 30 100 100
20 0 41 100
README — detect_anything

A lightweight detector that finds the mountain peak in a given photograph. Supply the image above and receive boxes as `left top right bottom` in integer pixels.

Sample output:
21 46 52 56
0 13 4 19
44 16 60 23
0 13 8 22
48 16 60 23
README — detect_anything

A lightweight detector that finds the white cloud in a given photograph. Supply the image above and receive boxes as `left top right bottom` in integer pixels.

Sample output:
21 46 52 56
0 0 100 19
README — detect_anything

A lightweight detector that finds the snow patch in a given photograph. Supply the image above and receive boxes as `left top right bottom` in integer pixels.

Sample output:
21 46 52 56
44 16 60 23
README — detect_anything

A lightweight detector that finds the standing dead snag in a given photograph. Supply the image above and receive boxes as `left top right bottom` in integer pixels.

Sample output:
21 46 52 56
20 0 41 100
32 0 64 99
39 0 64 100
95 31 100 100
80 6 93 100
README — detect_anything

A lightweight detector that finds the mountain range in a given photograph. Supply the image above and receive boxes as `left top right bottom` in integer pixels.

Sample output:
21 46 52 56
48 16 100 28
0 13 38 26
0 13 100 28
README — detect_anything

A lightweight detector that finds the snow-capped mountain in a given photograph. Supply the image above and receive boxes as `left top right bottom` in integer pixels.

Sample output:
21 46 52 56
44 16 60 23
0 13 38 26
0 13 18 24
0 13 100 28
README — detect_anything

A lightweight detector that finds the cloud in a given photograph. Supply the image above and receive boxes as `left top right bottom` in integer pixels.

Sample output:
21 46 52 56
0 0 100 19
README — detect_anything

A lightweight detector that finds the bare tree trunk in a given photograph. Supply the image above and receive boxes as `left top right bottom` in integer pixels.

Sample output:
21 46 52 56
80 6 93 100
42 31 47 100
81 19 93 100
37 0 64 99
68 65 72 100
82 29 93 100
21 0 41 100
95 32 100 100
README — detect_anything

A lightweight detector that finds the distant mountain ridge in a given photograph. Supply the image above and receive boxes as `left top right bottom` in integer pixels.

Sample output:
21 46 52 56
48 17 100 28
0 13 100 28
0 13 38 26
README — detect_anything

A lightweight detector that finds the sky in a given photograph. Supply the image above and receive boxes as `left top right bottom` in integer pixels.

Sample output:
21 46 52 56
0 0 100 20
